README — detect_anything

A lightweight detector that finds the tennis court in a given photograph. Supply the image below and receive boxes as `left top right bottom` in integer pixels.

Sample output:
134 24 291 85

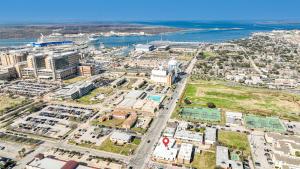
244 115 286 132
180 107 221 122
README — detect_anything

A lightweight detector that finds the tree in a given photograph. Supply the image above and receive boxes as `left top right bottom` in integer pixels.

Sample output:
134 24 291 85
207 102 216 108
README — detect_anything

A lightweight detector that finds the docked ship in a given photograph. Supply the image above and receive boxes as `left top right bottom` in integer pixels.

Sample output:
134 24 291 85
88 34 100 43
38 33 89 44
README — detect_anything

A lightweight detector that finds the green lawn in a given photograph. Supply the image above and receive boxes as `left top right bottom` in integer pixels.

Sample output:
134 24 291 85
131 127 147 134
0 95 27 114
63 76 87 84
98 138 140 156
76 87 113 105
191 151 216 169
91 118 125 127
218 131 251 157
176 80 300 121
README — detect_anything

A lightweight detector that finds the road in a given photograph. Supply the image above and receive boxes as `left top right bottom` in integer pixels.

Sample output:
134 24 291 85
128 57 197 169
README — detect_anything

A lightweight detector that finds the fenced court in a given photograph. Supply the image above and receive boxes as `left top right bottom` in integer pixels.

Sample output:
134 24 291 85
180 107 221 122
244 115 286 132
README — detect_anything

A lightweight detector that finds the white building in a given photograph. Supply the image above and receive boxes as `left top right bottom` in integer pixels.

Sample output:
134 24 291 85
216 146 243 169
150 68 173 86
174 129 203 143
110 131 132 145
26 155 94 169
152 137 177 162
265 133 300 169
226 112 243 126
177 143 193 164
135 44 155 52
205 127 217 145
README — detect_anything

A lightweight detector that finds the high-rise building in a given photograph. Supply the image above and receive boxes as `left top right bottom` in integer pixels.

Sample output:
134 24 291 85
0 50 28 66
22 51 80 80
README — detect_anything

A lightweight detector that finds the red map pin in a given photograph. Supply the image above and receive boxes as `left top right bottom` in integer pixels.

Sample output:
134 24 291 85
162 137 170 147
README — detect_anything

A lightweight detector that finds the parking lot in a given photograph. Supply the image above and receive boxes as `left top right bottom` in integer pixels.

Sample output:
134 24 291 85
70 126 112 146
248 132 274 169
2 80 58 97
0 141 29 160
10 104 95 139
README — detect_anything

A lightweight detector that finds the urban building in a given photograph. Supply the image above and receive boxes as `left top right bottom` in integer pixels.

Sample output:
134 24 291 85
205 127 217 145
53 81 95 100
78 63 101 77
216 146 243 169
226 112 243 126
265 133 300 169
150 59 178 86
177 143 193 164
174 129 203 144
22 51 80 80
25 154 96 169
110 131 132 145
0 49 28 66
152 137 177 163
122 112 137 129
134 44 155 52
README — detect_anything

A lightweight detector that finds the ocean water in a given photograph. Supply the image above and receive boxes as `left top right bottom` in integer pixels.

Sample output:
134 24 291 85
1 21 300 47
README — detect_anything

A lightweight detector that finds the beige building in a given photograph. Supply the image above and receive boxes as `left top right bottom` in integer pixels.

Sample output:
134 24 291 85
0 50 28 66
22 51 80 80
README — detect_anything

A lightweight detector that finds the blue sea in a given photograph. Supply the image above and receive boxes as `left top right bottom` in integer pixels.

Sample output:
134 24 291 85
1 21 300 47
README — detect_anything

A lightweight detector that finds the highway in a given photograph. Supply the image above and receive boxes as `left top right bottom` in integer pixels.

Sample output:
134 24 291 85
129 57 197 169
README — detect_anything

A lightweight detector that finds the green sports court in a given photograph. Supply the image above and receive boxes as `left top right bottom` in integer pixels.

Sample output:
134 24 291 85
244 115 286 132
180 107 221 122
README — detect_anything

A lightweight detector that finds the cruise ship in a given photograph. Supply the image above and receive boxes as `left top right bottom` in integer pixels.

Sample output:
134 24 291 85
38 33 89 44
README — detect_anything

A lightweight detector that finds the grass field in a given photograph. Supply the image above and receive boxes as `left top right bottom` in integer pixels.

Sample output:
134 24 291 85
98 138 140 156
218 131 251 157
91 118 125 127
63 76 87 84
76 87 113 105
177 80 300 121
191 151 216 169
0 95 26 114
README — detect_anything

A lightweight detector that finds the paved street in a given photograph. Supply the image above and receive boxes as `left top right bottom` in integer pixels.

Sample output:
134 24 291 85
128 57 197 169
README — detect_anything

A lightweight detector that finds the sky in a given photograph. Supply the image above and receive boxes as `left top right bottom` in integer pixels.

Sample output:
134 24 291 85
0 0 300 23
